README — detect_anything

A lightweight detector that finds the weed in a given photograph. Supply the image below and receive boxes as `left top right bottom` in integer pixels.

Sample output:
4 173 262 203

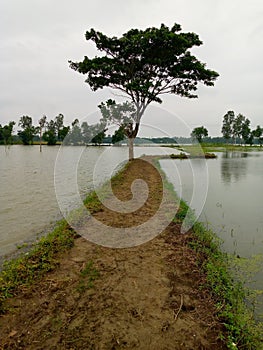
76 261 99 293
16 243 28 250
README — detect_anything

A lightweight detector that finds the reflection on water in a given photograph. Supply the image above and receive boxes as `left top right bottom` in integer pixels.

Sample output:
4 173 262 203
221 152 248 184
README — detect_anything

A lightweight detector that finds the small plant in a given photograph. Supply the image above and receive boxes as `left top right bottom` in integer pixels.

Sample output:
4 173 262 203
16 242 28 250
76 261 99 293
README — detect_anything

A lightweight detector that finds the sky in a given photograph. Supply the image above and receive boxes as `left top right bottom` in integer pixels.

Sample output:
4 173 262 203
1 0 263 137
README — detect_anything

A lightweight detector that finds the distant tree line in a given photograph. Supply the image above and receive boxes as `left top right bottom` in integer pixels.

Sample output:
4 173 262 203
1 110 262 146
221 111 263 145
0 114 109 146
190 111 263 145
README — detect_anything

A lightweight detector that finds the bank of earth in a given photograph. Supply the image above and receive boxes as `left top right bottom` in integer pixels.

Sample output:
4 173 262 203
0 158 237 349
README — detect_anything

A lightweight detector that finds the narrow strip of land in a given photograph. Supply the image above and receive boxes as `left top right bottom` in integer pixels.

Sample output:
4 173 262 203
0 158 226 349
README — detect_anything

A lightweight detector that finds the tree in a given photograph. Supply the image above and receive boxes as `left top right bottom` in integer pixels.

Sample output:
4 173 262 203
81 121 92 144
0 121 16 145
221 111 252 144
191 126 208 143
112 126 126 145
55 114 66 142
38 115 47 151
252 125 263 146
18 116 37 145
241 118 251 145
91 130 106 145
232 114 246 144
67 119 82 145
221 111 235 141
59 126 70 142
43 119 57 145
99 100 138 154
69 23 219 160
90 122 107 145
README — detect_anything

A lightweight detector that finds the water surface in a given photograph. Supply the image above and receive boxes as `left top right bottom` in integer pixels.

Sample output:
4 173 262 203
0 145 175 257
160 151 263 317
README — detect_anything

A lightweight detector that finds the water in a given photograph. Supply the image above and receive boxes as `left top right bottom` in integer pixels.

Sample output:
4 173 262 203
160 151 263 318
0 145 176 258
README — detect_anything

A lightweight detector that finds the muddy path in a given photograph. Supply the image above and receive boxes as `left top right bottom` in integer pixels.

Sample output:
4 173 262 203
0 158 226 349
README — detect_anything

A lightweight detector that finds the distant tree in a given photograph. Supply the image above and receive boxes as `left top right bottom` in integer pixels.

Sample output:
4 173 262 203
38 115 47 151
81 121 92 144
252 125 263 146
232 114 246 144
90 122 107 145
67 119 82 145
43 119 57 145
112 126 126 145
221 111 235 141
191 126 208 143
91 130 106 145
241 118 251 144
4 121 16 145
0 121 16 145
58 126 70 142
70 23 219 160
55 114 66 142
18 116 37 145
221 111 252 144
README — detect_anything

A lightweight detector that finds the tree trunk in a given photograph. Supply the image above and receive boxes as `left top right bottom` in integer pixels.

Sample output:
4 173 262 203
40 128 42 152
128 137 134 161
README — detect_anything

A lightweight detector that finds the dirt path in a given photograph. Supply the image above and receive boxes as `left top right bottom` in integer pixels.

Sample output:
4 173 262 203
0 159 226 349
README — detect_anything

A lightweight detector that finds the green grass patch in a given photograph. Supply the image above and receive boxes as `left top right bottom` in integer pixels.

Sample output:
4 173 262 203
186 143 263 153
76 261 99 293
0 220 75 314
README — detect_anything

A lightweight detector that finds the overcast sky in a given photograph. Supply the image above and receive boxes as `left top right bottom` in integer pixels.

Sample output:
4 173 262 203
1 0 262 137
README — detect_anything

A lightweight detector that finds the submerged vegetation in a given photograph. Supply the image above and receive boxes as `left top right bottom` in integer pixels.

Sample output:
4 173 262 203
169 151 217 159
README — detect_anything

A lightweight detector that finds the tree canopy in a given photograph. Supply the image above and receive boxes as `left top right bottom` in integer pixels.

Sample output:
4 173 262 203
0 121 15 145
221 111 252 144
69 23 219 159
18 116 37 145
191 126 208 143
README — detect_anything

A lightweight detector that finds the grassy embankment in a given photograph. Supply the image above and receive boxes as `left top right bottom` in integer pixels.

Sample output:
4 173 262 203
0 158 263 349
174 201 263 349
154 158 263 349
163 143 263 159
167 143 263 154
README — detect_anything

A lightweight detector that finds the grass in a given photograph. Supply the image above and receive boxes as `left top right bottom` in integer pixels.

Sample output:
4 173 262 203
181 143 263 154
76 261 99 293
169 152 217 159
0 221 75 313
174 198 263 350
